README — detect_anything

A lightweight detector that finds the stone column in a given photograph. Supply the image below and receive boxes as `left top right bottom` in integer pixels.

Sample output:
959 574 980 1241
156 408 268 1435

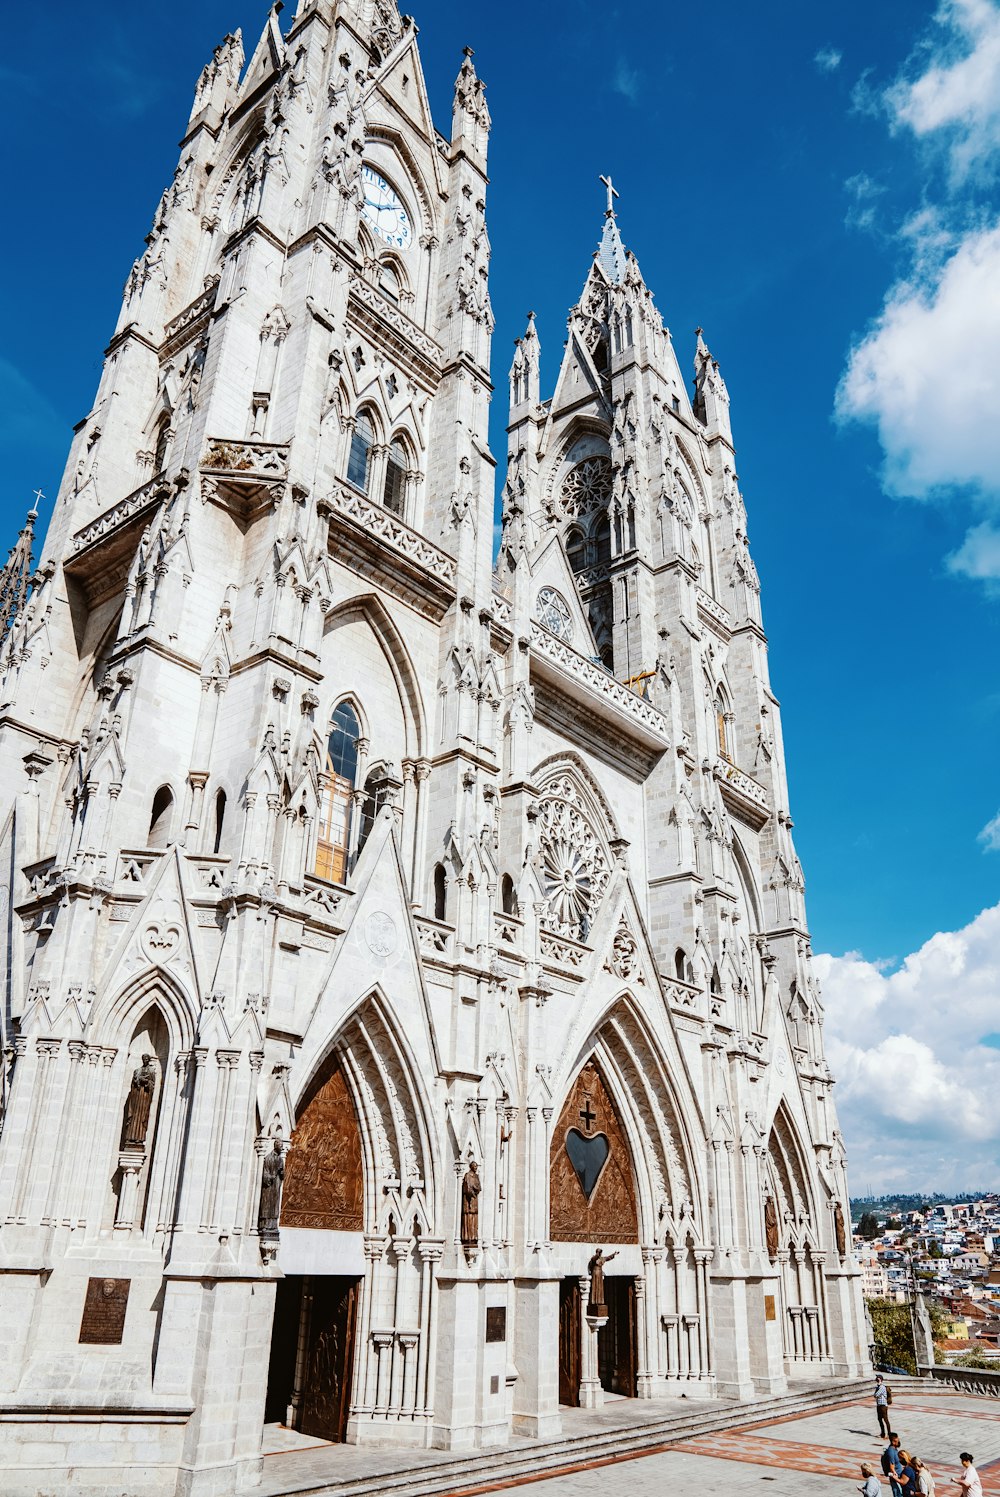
578 1276 604 1409
114 1147 147 1233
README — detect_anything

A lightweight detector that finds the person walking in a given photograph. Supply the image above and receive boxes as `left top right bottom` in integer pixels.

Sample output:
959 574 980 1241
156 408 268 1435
913 1456 936 1495
954 1453 982 1497
874 1373 892 1438
858 1462 882 1497
883 1434 904 1497
899 1451 920 1494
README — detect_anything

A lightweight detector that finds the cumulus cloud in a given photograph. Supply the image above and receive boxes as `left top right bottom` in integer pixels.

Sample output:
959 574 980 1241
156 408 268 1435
888 0 1000 180
815 47 843 74
836 222 1000 503
816 902 1000 1191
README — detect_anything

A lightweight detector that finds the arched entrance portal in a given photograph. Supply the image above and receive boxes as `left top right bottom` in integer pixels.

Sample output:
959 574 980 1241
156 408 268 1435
265 1050 365 1441
550 1058 639 1405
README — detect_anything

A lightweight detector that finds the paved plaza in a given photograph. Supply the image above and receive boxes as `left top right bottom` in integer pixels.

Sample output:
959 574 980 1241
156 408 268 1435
253 1389 1000 1497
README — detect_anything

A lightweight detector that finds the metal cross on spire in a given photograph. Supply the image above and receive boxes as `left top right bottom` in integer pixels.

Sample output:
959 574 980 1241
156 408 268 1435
599 173 619 218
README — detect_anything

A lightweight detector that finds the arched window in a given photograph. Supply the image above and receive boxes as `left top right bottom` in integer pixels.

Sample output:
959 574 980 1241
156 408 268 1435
433 862 447 921
500 873 517 917
357 767 391 855
566 527 586 574
711 964 722 1000
315 702 360 883
674 947 688 982
716 690 732 761
212 789 226 855
377 262 400 302
347 411 375 492
593 515 612 566
383 438 407 515
153 415 170 474
148 786 174 849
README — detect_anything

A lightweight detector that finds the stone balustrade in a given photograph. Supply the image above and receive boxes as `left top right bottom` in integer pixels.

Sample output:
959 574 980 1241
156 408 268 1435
70 474 166 554
529 622 670 739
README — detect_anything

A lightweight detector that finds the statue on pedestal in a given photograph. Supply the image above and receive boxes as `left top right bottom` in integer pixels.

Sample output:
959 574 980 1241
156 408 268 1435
834 1200 847 1257
258 1141 285 1235
122 1054 156 1148
461 1159 481 1251
764 1193 779 1259
587 1245 618 1314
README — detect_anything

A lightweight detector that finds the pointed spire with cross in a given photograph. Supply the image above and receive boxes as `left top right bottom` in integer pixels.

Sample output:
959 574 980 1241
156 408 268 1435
599 173 620 219
596 173 626 285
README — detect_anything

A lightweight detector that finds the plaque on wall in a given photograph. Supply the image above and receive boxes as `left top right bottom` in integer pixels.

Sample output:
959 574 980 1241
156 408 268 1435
485 1306 507 1343
79 1277 130 1345
764 1294 776 1322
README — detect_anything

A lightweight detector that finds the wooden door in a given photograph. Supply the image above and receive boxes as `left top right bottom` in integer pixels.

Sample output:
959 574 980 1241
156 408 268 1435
299 1276 360 1441
598 1276 637 1396
264 1275 304 1425
558 1277 581 1406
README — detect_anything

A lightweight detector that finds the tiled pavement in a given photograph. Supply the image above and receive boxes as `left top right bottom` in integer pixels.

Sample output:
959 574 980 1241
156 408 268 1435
448 1394 1000 1497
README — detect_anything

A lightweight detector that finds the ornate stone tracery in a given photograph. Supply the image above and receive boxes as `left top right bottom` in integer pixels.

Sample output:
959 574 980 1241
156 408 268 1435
557 455 612 520
535 774 611 938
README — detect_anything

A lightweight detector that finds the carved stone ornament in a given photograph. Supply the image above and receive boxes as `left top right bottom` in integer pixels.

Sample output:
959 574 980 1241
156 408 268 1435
558 456 612 520
605 921 639 981
258 1141 285 1235
281 1052 364 1232
550 1059 638 1244
364 910 397 958
461 1158 481 1248
536 586 574 642
122 1055 156 1149
833 1200 846 1257
764 1193 779 1260
536 776 610 940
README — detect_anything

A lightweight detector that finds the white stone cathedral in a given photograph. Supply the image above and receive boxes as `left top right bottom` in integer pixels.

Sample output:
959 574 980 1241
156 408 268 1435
0 2 868 1493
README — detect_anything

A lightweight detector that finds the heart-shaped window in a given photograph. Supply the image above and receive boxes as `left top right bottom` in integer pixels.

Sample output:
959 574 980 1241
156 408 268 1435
565 1128 610 1201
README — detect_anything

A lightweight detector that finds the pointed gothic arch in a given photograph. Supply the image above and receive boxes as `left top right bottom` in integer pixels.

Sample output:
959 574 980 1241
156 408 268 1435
322 594 426 760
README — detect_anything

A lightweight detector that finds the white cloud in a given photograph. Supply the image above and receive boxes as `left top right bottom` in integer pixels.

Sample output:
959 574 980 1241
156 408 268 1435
816 901 1000 1191
947 521 1000 583
888 0 1000 180
612 59 641 104
978 810 1000 849
836 222 1000 506
843 172 886 232
815 47 843 74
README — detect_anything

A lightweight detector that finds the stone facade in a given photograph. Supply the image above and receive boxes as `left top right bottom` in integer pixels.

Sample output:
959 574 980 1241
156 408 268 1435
0 2 868 1493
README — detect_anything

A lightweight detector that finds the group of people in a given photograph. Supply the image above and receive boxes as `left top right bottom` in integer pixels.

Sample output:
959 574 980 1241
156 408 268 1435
859 1377 983 1496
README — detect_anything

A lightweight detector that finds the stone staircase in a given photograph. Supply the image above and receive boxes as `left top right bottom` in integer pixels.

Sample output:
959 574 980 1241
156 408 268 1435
255 1376 870 1497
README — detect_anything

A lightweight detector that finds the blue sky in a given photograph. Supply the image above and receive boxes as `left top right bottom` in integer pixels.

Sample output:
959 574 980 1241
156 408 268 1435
4 3 1000 1183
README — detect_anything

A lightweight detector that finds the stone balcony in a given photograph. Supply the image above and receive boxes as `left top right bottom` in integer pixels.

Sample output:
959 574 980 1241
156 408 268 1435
200 437 291 521
713 755 770 829
529 621 670 776
64 473 170 607
324 479 457 622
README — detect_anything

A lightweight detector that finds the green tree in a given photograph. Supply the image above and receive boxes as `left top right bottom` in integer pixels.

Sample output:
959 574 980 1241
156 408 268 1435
867 1297 917 1375
928 1240 944 1259
857 1211 880 1239
886 1217 902 1231
954 1348 995 1370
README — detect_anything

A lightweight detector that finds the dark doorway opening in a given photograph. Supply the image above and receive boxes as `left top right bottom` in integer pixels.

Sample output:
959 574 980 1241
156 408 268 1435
265 1274 361 1441
558 1276 581 1406
598 1275 637 1396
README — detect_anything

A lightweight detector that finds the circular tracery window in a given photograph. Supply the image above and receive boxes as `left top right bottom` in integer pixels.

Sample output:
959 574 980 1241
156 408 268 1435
536 587 574 642
559 456 612 518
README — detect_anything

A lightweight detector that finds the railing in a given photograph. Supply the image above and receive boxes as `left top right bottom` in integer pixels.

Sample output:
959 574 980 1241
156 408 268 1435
328 481 457 588
493 910 523 948
539 926 588 969
201 438 290 478
696 586 732 637
530 622 670 738
163 277 219 344
70 474 166 553
714 756 770 821
920 1364 1000 1397
414 915 454 957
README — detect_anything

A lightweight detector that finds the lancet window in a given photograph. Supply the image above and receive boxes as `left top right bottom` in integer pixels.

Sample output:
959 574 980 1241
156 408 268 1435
383 438 407 515
347 412 375 492
315 702 361 883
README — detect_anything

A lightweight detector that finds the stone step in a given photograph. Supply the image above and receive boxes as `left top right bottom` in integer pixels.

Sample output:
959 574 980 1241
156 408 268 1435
260 1377 870 1497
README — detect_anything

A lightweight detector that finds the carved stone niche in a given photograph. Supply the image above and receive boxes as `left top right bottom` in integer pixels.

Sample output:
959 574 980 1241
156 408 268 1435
280 1049 364 1232
549 1058 638 1244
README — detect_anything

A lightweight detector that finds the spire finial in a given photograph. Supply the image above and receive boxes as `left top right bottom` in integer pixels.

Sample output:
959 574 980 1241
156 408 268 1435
599 173 619 219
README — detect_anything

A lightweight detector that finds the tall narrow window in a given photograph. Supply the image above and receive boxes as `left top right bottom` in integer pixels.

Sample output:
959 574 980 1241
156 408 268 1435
154 416 170 474
433 862 447 921
594 516 612 566
500 873 517 917
347 412 374 492
148 786 174 849
716 692 731 761
383 439 407 515
378 262 400 302
212 789 227 855
357 769 390 855
566 527 586 574
315 703 360 883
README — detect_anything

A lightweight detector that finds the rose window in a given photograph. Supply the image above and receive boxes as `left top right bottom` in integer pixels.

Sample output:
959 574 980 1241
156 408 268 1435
536 586 573 642
559 456 612 519
536 779 610 939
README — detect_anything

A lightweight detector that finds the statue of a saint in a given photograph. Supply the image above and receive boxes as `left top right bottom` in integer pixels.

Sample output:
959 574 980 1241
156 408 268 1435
764 1193 779 1259
122 1054 156 1148
460 1159 481 1248
587 1246 618 1313
258 1141 285 1236
833 1200 846 1257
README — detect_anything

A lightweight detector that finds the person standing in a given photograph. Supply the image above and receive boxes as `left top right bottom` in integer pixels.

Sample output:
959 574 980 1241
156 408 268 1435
899 1451 920 1494
859 1462 882 1497
913 1456 936 1495
954 1453 982 1497
883 1434 904 1497
874 1374 892 1438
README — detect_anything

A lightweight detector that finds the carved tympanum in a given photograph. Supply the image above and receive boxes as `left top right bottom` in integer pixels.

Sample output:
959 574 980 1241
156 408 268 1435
549 1059 638 1243
280 1052 364 1231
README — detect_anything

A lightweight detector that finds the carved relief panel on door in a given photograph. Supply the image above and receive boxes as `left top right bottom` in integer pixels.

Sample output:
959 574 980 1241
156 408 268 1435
549 1058 638 1242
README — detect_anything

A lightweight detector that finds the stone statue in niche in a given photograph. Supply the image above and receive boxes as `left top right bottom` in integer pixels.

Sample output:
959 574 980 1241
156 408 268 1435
258 1141 286 1235
764 1193 779 1259
122 1054 156 1148
587 1245 618 1314
461 1159 481 1251
833 1200 846 1257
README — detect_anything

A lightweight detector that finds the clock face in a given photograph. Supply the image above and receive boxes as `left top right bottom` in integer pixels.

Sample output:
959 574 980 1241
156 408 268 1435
536 587 574 642
360 166 412 250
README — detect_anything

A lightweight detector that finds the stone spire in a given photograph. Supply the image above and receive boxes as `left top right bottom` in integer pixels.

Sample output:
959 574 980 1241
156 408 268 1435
693 327 733 444
596 173 626 285
452 47 490 166
509 310 540 416
0 496 39 636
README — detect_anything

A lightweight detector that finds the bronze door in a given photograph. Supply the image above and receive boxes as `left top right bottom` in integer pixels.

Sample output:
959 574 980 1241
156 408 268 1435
597 1276 637 1396
558 1276 581 1406
300 1276 360 1442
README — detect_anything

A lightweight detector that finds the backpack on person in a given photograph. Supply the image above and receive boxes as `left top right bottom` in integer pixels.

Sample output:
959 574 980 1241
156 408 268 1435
881 1451 892 1477
885 1384 893 1405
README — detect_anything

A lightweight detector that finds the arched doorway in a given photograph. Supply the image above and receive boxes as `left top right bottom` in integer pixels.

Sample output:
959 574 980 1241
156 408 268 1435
265 1049 364 1442
550 1058 639 1404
